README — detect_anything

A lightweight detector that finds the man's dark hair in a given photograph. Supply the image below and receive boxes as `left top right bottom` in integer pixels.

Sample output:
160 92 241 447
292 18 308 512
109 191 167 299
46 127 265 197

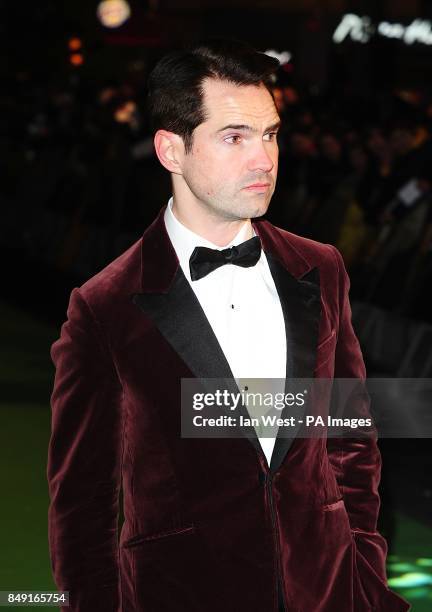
147 38 280 154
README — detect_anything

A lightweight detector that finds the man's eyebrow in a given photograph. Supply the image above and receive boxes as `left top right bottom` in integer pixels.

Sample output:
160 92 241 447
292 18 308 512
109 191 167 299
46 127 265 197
264 121 281 132
216 120 281 134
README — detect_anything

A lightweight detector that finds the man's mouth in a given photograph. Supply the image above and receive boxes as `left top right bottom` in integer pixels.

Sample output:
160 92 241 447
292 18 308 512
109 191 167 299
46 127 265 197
243 183 271 191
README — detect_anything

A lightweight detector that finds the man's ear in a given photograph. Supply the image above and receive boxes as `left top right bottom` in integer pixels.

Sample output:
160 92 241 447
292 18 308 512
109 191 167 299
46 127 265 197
153 130 184 175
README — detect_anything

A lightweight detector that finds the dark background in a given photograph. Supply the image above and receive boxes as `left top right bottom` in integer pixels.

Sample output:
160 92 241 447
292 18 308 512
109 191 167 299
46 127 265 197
0 1 431 609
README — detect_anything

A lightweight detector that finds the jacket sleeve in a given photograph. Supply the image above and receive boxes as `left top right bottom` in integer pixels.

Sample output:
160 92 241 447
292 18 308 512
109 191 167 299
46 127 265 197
326 246 388 580
327 247 411 611
47 287 124 611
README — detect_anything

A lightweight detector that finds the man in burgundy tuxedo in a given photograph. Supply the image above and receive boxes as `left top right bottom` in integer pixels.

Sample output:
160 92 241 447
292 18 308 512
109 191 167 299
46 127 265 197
47 39 410 611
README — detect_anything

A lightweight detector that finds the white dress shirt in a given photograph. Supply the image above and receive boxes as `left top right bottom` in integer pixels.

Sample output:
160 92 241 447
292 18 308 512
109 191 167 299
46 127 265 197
164 197 286 466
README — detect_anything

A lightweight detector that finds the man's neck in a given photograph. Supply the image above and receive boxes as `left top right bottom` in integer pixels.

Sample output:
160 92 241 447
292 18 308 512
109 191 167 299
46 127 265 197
171 197 252 247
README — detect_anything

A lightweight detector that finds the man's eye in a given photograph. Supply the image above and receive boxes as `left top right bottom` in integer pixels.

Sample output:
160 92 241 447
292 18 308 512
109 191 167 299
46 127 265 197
225 135 242 144
264 132 278 141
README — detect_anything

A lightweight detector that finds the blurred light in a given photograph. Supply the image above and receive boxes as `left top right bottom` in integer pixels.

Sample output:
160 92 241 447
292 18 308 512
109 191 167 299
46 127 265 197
388 572 432 588
404 20 432 45
68 37 82 51
70 53 84 66
388 562 418 572
99 87 117 104
399 587 430 599
334 14 432 46
264 49 291 66
333 14 373 44
282 87 298 105
114 100 137 124
97 0 131 29
378 21 405 40
395 89 422 105
416 558 432 567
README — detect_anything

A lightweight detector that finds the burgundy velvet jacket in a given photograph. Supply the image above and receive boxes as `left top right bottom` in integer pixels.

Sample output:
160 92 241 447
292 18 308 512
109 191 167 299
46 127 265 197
47 206 410 612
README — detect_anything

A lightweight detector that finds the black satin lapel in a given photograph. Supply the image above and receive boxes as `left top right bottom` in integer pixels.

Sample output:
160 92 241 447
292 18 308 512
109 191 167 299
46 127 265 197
265 254 322 472
131 266 263 456
133 267 233 380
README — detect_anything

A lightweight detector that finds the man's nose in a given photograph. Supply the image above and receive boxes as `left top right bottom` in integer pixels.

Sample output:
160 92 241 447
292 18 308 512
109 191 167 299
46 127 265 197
248 142 275 173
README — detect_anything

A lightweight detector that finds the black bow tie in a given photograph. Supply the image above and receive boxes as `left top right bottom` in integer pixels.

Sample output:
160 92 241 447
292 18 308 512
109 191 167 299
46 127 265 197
189 235 262 281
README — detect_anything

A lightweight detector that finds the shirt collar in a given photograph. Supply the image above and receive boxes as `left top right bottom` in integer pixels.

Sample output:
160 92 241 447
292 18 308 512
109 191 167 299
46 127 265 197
164 196 255 279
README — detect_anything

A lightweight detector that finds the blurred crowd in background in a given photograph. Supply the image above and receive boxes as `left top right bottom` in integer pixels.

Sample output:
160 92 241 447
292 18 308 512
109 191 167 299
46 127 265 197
1 60 432 324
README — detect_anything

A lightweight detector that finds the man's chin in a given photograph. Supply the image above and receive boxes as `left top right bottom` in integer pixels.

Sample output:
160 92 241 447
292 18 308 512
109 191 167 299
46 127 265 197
214 195 271 221
247 199 271 219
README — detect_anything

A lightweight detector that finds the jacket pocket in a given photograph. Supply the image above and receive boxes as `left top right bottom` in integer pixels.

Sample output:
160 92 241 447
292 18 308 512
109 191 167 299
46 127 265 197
123 525 195 548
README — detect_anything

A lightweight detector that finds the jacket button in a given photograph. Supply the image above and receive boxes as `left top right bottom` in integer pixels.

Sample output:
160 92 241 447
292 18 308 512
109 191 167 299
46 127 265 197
258 472 267 485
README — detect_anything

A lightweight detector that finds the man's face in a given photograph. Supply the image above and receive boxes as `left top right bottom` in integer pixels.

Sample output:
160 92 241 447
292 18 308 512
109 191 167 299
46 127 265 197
178 78 280 221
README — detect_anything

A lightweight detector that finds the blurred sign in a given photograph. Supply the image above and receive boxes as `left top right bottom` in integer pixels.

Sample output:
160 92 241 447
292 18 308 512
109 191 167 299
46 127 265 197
97 0 131 29
334 14 432 46
264 49 292 66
